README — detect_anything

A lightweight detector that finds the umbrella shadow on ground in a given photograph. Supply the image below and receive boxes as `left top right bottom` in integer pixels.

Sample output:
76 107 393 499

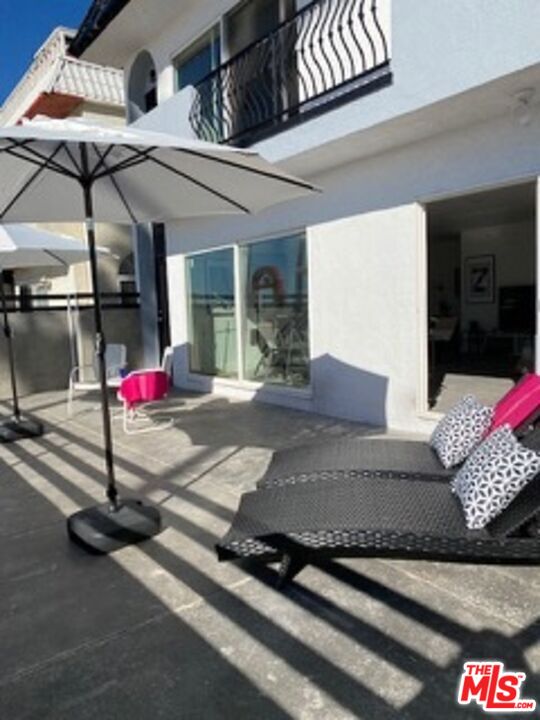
2 413 539 718
11 390 384 448
0 481 293 719
2 437 407 719
311 561 540 719
6 390 539 717
136 485 540 719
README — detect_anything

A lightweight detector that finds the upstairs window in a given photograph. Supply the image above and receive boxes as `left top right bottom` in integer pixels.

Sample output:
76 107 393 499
175 26 221 91
224 0 281 57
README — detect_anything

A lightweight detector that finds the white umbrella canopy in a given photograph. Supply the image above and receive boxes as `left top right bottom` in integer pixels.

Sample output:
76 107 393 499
0 116 318 552
0 223 92 271
0 224 97 443
0 117 316 224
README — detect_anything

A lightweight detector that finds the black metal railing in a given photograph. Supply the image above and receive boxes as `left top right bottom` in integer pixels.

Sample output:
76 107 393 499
3 291 140 313
189 0 391 145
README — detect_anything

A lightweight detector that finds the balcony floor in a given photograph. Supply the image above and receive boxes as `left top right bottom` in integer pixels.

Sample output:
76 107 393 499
1 389 539 719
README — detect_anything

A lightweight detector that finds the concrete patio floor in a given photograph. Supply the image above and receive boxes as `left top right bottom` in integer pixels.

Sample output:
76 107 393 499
1 389 539 719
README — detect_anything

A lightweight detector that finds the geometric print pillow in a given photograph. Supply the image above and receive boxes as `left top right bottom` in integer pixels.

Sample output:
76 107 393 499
430 395 494 469
451 425 540 529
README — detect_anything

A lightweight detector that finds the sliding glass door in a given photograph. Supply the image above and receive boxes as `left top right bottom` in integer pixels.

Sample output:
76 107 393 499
240 233 309 386
187 249 237 378
186 232 309 386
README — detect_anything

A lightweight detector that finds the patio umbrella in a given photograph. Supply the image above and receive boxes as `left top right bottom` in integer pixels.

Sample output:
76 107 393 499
0 117 317 553
0 224 95 443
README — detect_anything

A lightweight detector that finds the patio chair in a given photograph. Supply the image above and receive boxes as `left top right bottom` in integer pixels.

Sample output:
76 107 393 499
216 467 540 587
117 369 173 434
252 315 309 385
67 343 127 417
160 345 174 379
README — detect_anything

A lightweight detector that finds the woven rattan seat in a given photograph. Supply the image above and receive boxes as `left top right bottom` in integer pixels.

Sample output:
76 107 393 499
259 438 451 489
259 426 540 490
217 473 540 586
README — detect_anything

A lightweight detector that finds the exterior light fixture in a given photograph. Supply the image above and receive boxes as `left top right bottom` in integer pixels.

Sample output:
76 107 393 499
512 88 535 126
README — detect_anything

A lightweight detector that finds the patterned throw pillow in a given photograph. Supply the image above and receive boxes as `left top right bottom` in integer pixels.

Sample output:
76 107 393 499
452 425 540 529
430 395 494 469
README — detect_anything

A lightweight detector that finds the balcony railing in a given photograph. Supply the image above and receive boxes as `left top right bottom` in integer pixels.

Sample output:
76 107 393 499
189 0 391 146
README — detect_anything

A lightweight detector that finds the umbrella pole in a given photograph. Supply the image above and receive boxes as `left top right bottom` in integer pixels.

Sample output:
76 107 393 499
0 272 20 419
0 272 43 442
66 146 161 553
81 180 119 510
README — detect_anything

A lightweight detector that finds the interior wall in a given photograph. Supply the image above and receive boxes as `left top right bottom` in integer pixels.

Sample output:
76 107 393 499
460 221 535 332
428 235 460 316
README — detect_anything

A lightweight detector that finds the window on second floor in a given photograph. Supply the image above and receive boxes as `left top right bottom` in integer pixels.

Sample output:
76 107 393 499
175 26 221 92
187 0 392 146
224 0 283 57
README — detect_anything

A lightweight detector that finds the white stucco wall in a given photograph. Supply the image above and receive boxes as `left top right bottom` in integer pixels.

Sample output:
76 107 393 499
121 0 540 168
132 86 197 138
257 0 540 164
101 0 540 431
308 205 422 428
164 100 539 433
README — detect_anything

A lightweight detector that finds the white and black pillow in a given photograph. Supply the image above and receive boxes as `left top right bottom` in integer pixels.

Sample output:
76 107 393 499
430 395 494 469
452 425 540 530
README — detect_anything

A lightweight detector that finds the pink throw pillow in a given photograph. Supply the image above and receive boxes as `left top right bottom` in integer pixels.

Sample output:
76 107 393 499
489 374 540 433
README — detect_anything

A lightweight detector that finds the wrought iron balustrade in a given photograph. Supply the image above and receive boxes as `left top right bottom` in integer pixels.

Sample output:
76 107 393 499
3 291 140 312
189 0 391 145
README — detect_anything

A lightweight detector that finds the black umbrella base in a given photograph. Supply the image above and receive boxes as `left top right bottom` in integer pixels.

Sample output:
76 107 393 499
67 499 162 554
0 416 44 443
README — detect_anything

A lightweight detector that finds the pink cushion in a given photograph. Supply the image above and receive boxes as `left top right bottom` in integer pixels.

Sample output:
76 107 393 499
119 370 170 408
489 373 540 433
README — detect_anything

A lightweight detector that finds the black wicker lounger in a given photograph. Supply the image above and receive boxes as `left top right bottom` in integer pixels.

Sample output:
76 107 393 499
258 437 452 489
258 427 540 490
216 473 540 586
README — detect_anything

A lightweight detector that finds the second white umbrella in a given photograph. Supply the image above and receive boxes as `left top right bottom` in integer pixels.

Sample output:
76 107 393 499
0 224 95 442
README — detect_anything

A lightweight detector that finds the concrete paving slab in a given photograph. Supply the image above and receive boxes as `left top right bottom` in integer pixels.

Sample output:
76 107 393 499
0 389 539 720
0 524 168 680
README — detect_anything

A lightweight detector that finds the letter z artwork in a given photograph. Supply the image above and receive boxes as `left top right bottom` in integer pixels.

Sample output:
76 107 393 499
465 255 495 304
457 661 536 712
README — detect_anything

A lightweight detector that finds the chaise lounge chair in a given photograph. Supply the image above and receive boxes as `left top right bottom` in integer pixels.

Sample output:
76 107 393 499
258 376 540 489
216 467 540 587
217 411 540 586
258 436 453 489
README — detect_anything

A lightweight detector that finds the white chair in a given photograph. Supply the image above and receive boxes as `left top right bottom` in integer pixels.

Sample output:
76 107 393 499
161 346 174 379
67 343 127 417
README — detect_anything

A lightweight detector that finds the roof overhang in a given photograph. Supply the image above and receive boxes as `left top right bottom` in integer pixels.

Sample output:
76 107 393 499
71 0 199 67
70 0 131 60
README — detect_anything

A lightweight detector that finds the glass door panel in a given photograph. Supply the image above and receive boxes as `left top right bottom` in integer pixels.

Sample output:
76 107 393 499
241 234 309 386
187 249 237 378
